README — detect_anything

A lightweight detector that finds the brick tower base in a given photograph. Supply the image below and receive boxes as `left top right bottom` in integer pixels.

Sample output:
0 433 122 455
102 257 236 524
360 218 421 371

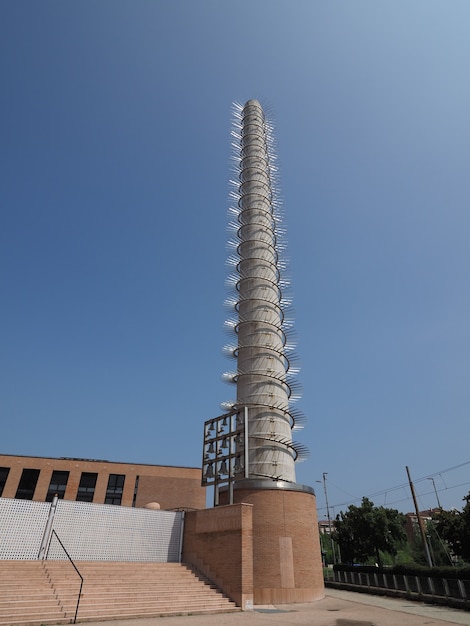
231 480 325 604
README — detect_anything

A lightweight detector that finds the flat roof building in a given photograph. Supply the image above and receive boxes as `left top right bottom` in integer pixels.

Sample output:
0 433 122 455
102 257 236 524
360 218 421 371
0 453 205 511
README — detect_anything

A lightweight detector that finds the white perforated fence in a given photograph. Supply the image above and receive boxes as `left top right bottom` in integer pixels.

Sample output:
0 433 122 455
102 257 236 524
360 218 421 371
0 498 50 559
0 497 184 562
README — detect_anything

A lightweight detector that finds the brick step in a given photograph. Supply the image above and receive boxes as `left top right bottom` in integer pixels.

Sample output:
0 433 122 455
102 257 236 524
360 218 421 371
76 595 237 617
1 576 165 584
0 585 218 599
0 619 70 626
0 579 218 588
0 560 238 623
43 573 205 582
0 597 75 608
81 587 222 597
0 574 80 589
0 599 72 609
0 617 71 626
0 608 69 620
0 563 181 573
80 583 226 601
0 590 69 601
51 578 206 586
0 592 71 602
0 608 71 620
77 596 228 607
80 605 238 616
0 606 239 626
73 560 183 564
76 605 238 619
73 569 201 578
75 573 206 581
0 621 70 626
0 577 55 584
0 579 78 588
73 564 186 572
89 576 207 584
75 568 193 574
0 584 73 592
83 595 232 603
81 575 214 583
0 572 207 589
78 595 233 606
0 565 43 568
0 591 77 603
77 609 238 620
0 573 50 580
76 579 205 588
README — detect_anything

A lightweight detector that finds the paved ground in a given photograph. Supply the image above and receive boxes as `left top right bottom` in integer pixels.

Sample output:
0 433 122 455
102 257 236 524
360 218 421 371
78 588 470 626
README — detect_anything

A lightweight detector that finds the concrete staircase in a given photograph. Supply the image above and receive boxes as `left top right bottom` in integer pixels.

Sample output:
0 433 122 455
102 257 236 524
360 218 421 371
0 560 239 625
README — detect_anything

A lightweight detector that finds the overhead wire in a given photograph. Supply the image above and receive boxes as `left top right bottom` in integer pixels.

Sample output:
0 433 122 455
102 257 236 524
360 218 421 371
315 460 470 514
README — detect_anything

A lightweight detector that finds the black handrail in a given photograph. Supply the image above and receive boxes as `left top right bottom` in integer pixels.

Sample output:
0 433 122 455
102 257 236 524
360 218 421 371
46 530 83 624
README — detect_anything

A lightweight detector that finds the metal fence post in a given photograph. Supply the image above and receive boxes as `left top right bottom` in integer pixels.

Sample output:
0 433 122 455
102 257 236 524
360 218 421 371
38 495 58 560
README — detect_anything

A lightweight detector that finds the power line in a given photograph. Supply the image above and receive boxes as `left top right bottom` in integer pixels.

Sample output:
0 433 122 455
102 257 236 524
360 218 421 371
316 461 470 513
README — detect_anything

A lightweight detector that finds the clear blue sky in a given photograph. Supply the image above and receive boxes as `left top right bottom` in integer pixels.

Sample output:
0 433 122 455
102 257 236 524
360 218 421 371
2 1 469 516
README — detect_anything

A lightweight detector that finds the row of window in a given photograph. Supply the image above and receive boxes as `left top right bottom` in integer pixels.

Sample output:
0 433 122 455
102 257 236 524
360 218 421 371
0 467 127 505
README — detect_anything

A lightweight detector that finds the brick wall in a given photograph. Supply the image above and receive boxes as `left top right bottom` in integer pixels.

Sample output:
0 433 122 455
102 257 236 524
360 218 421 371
233 487 325 604
0 454 205 511
182 503 254 609
135 473 203 510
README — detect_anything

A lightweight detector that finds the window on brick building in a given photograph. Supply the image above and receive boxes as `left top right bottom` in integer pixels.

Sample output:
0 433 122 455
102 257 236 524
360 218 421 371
15 468 40 500
76 472 98 502
0 467 10 496
105 474 125 505
46 470 69 502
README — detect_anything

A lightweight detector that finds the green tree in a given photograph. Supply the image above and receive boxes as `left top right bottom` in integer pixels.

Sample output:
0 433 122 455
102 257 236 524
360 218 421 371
434 491 470 563
334 497 406 566
407 521 453 566
319 539 335 567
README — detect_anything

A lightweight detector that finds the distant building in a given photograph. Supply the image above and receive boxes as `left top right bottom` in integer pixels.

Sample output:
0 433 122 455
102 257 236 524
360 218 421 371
318 519 335 535
404 509 439 541
0 453 205 511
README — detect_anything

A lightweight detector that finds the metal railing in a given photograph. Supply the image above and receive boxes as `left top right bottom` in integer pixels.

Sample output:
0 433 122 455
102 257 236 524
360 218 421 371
46 530 83 623
327 569 469 608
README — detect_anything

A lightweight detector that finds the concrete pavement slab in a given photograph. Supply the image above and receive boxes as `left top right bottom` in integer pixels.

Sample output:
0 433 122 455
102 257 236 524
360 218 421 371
74 588 470 626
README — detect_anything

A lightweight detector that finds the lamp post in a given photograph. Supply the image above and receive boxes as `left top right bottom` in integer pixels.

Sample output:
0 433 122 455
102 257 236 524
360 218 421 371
317 473 336 564
427 477 442 510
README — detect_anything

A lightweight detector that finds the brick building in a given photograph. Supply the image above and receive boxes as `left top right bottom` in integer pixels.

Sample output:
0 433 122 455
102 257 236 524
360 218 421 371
0 453 205 511
404 509 438 541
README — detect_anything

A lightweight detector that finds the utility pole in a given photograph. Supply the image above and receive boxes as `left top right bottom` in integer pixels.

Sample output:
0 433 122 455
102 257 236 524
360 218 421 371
322 472 336 564
406 466 433 567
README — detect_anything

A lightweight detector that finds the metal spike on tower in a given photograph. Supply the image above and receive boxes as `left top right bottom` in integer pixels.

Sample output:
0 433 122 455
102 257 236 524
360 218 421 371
222 99 308 484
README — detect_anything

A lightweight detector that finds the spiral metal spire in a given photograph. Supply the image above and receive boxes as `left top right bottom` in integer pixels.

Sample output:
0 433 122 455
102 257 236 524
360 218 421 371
222 99 308 483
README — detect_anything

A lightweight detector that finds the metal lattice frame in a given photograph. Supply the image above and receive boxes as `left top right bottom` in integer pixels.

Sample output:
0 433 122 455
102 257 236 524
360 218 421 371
202 407 248 506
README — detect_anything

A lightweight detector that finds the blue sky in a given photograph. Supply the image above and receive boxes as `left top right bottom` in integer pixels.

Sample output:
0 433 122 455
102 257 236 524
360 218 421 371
2 1 470 516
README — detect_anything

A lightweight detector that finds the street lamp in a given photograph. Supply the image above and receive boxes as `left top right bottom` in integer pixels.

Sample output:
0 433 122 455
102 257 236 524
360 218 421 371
427 477 442 510
317 473 336 564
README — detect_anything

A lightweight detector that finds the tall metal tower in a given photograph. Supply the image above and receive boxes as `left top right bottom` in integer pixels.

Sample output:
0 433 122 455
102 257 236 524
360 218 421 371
201 100 323 606
222 99 307 484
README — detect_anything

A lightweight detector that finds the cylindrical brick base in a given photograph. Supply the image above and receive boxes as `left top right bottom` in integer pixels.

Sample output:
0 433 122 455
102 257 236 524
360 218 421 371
232 482 325 604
